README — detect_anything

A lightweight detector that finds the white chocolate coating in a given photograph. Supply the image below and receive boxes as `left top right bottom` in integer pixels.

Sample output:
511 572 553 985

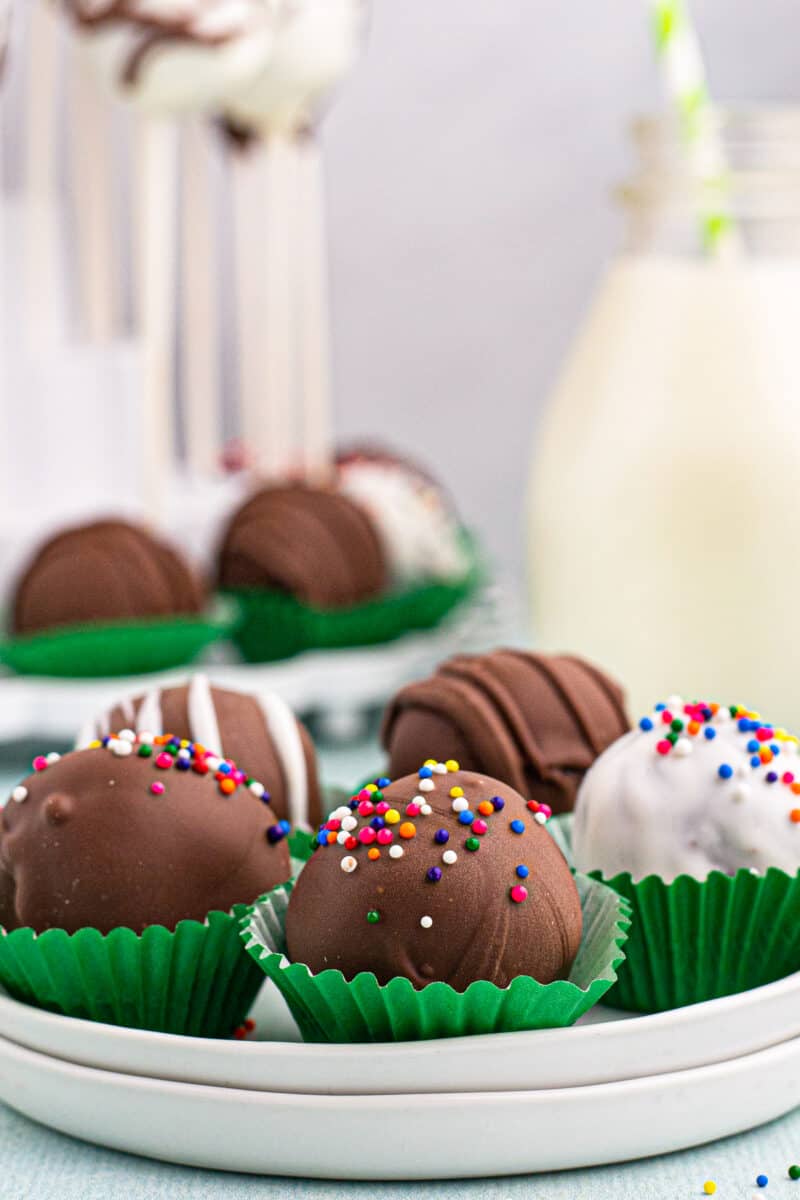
337 457 471 587
572 698 800 883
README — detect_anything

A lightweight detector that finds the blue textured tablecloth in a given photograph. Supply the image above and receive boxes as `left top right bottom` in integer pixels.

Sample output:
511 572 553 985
0 740 797 1200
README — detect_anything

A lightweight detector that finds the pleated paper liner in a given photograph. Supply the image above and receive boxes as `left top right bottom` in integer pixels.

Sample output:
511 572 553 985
239 872 631 1044
224 534 483 664
0 905 262 1037
549 813 800 1013
0 606 234 679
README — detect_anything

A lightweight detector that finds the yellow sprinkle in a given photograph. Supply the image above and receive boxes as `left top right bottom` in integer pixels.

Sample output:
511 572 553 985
450 786 464 798
384 809 401 825
365 784 378 793
446 759 460 772
89 740 101 749
180 739 190 748
424 758 437 767
703 1183 716 1196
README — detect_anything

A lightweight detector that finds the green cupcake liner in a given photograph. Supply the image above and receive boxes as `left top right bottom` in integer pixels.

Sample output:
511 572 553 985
224 533 482 664
0 607 234 679
0 906 263 1037
239 872 631 1044
551 814 800 1013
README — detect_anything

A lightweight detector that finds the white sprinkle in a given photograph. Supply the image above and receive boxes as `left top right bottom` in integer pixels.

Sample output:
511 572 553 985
110 740 132 758
666 695 684 711
341 815 357 832
420 804 433 816
118 729 136 743
442 850 457 865
205 756 221 772
46 752 61 765
736 764 749 779
410 795 425 806
420 915 433 929
389 845 404 859
787 742 799 755
340 856 358 874
673 738 692 758
337 831 350 845
419 778 435 792
432 763 447 775
732 783 750 803
534 812 548 825
249 781 265 798
177 748 191 761
11 786 27 803
452 797 468 813
716 709 731 723
138 731 155 745
331 806 352 821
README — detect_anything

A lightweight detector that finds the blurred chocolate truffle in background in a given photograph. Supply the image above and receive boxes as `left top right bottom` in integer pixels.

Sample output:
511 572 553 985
335 445 471 586
11 519 206 636
217 484 386 608
0 737 291 935
78 674 323 828
286 766 583 990
382 650 629 815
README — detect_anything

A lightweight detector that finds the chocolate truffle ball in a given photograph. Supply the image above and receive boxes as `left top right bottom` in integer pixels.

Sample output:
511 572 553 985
286 765 582 990
12 519 206 636
0 736 291 935
574 697 800 883
382 650 629 815
217 483 387 608
78 674 323 828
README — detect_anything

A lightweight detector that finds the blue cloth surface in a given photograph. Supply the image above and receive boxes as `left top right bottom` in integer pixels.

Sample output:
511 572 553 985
0 741 797 1199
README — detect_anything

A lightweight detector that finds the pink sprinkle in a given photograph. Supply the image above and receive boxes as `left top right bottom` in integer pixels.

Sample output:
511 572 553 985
472 818 488 835
155 752 173 769
327 818 341 832
357 789 371 801
375 802 390 815
358 800 374 817
661 711 673 725
376 828 393 845
358 827 376 845
233 770 246 784
406 802 422 817
656 740 671 756
784 773 795 785
539 804 553 819
32 756 48 772
150 782 165 796
510 885 528 904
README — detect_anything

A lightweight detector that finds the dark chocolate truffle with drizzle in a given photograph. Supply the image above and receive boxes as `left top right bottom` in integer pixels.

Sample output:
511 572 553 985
382 650 629 815
79 675 323 828
12 519 206 636
286 765 582 990
217 483 387 608
0 736 291 935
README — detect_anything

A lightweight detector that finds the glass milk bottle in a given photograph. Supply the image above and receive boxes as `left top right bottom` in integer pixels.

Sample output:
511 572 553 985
528 110 800 725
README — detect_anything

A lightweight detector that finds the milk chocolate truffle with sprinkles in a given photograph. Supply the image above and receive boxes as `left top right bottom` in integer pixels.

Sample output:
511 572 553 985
12 519 206 635
286 763 582 990
217 483 386 608
382 651 629 815
0 735 291 935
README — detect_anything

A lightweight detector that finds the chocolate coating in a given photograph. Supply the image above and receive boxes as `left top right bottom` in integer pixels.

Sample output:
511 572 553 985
382 651 629 815
12 519 206 636
0 743 290 934
89 678 323 827
217 484 387 608
286 769 582 990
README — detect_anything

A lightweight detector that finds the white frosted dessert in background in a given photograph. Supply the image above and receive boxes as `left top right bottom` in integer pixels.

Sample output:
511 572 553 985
528 254 800 728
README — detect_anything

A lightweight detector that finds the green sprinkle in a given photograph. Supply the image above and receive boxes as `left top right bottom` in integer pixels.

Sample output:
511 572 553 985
137 745 153 758
366 910 380 924
666 732 679 745
465 837 480 852
790 1165 800 1180
372 791 383 803
671 719 684 732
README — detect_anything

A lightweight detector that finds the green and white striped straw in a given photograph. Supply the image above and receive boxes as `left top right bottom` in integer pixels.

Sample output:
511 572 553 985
650 0 741 257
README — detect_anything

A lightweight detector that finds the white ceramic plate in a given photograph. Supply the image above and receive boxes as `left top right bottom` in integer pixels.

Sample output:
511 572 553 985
2 970 799 1095
0 1033 798 1179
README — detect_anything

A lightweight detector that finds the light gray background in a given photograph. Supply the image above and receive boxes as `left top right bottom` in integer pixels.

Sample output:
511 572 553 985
324 0 800 581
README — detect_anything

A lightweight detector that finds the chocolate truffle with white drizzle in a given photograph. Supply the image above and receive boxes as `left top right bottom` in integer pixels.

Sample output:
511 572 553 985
78 674 322 828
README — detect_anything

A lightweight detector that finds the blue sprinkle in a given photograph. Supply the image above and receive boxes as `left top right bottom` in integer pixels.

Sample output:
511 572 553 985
747 739 760 753
704 727 717 741
751 755 762 768
492 796 505 811
218 762 232 774
639 717 654 732
419 766 433 779
370 816 386 830
267 825 286 845
702 707 713 721
279 820 291 834
175 759 191 771
458 810 475 825
655 703 666 711
426 867 442 883
757 1175 768 1188
377 777 391 789
516 865 530 879
771 743 780 755
434 829 449 844
316 832 328 846
510 819 525 834
718 764 734 780
738 718 751 732
766 772 779 784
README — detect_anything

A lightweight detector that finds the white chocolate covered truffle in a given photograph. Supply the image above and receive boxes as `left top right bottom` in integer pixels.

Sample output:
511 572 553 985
572 699 800 883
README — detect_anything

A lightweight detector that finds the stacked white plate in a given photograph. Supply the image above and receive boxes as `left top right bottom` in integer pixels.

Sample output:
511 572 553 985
0 974 799 1179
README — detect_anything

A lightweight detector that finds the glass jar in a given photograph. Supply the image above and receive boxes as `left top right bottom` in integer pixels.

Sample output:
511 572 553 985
528 108 800 725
